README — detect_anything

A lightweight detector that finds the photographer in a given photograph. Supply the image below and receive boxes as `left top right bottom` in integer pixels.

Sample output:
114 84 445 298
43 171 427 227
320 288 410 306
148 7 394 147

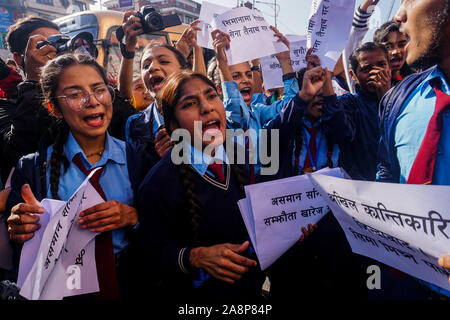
2 16 137 184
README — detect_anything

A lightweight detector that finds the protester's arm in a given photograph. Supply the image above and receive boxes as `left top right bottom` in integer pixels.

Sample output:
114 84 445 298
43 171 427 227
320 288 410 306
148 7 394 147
250 59 263 93
23 35 57 82
118 11 142 100
174 20 202 60
271 26 294 75
320 68 357 144
256 78 300 126
342 0 380 92
265 94 307 148
375 93 398 183
192 44 206 75
212 29 250 130
375 136 397 183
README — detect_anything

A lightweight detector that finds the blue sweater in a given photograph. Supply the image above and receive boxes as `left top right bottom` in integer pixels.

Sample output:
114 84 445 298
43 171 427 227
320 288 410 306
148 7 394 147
265 95 339 180
322 87 380 181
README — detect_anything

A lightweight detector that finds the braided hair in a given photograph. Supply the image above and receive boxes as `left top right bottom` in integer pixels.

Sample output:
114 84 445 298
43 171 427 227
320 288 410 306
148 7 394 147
39 53 109 199
159 70 249 243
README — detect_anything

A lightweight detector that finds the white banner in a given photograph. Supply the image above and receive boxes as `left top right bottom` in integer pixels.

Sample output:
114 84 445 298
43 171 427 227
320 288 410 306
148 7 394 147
197 1 230 49
307 0 355 70
308 174 450 291
239 167 345 270
19 169 104 300
260 35 307 90
212 7 288 66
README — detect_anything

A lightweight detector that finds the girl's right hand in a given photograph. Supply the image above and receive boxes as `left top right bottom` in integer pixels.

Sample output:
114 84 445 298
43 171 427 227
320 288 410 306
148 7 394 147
7 184 44 243
122 11 143 53
299 66 328 101
211 29 231 67
190 241 257 284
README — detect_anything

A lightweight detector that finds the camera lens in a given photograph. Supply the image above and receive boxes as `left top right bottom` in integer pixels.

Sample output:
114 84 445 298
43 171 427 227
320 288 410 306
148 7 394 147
145 12 164 31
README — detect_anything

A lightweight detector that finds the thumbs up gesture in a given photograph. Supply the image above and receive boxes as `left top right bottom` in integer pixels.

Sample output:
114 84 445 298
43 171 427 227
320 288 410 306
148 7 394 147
7 184 44 243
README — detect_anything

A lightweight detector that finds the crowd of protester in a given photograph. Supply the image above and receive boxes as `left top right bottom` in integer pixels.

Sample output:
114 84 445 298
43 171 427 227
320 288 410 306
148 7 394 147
0 0 449 305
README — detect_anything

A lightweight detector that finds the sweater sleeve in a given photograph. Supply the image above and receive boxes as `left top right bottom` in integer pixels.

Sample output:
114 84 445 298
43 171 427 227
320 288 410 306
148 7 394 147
222 81 250 131
255 78 300 126
321 94 357 144
137 165 195 278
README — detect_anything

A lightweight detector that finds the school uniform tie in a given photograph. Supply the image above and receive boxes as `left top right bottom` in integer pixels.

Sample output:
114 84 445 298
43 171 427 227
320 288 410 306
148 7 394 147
303 126 319 172
72 154 120 300
208 162 225 183
407 78 450 185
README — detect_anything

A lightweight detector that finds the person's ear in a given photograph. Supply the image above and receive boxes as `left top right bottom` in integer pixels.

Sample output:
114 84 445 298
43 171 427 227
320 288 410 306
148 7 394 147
349 69 359 84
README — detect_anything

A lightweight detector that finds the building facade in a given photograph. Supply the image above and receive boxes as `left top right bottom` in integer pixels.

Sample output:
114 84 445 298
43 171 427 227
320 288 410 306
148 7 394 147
104 0 200 25
20 0 95 21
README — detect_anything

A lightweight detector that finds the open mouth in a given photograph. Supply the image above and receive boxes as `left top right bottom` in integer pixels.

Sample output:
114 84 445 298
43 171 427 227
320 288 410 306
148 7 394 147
390 56 403 68
312 101 323 112
84 113 105 128
240 87 252 102
202 119 222 139
149 75 165 92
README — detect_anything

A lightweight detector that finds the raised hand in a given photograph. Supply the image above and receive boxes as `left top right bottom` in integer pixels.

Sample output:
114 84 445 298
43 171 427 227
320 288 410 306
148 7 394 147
299 66 328 101
121 10 143 53
24 35 57 82
211 29 231 66
175 20 202 59
368 66 391 100
305 48 321 70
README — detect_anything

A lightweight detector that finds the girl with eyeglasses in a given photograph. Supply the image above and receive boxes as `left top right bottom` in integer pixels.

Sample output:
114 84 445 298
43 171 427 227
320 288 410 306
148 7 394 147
5 54 137 299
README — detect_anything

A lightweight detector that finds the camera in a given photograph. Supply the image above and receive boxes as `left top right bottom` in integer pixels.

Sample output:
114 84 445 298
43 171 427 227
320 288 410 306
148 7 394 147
116 6 182 42
36 32 98 58
0 280 26 300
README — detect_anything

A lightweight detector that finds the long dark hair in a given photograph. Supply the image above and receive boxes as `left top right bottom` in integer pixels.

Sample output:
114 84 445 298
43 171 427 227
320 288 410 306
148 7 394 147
139 42 187 70
158 71 249 243
40 53 109 199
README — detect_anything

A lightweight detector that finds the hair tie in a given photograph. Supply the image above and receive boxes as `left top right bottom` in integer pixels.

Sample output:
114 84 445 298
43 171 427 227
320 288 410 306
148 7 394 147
47 102 53 112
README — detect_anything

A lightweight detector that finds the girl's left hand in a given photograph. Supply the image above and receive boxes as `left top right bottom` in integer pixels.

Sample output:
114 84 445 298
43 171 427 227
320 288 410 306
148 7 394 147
297 223 318 245
270 26 290 61
175 20 202 58
78 200 138 232
438 255 450 283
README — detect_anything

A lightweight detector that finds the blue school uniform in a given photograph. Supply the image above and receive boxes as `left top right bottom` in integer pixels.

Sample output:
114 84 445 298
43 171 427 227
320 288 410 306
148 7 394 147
6 131 136 295
222 79 299 174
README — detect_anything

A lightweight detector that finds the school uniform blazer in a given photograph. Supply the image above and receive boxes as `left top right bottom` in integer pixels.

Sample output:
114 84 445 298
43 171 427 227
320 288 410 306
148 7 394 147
136 147 266 303
376 66 435 183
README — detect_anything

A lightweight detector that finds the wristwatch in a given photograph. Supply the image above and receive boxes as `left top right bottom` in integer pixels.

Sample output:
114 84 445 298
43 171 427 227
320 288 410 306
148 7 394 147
120 42 135 59
282 72 298 82
250 65 260 72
